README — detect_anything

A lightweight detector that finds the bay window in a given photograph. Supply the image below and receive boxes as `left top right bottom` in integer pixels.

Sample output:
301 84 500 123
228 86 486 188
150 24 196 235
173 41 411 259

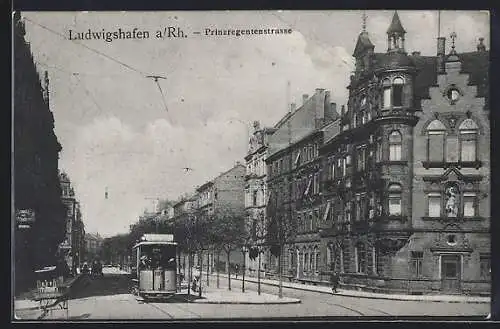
389 131 402 161
392 77 404 107
388 184 402 216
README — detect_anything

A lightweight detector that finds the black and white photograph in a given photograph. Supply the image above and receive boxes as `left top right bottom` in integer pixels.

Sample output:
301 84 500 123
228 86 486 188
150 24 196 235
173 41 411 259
12 10 491 321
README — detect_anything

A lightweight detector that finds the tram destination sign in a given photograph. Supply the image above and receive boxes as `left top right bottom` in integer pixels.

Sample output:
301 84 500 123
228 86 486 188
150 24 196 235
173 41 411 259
16 209 36 228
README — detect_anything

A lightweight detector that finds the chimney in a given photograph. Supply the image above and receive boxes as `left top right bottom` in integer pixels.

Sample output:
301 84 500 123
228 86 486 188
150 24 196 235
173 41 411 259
290 103 296 112
302 94 309 104
324 102 338 122
477 37 486 52
437 37 446 74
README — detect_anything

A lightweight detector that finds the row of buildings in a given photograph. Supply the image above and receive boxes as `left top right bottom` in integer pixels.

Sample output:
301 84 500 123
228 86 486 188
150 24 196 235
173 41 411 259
170 164 246 274
166 12 490 295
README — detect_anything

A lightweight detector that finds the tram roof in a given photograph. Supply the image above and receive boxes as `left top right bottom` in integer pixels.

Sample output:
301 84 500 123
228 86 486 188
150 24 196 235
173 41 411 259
132 234 177 248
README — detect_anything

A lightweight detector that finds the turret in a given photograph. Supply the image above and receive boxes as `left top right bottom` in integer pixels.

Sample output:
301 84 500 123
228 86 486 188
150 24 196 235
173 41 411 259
387 11 406 53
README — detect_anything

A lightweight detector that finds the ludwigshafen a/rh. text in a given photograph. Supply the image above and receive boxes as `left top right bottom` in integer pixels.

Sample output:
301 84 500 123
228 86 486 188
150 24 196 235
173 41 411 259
69 28 150 42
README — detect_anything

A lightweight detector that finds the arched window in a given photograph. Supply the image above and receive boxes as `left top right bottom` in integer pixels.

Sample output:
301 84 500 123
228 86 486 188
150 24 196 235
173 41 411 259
355 242 367 273
459 119 479 162
389 131 402 161
426 119 446 162
382 77 405 108
388 184 402 216
382 79 391 108
392 77 404 107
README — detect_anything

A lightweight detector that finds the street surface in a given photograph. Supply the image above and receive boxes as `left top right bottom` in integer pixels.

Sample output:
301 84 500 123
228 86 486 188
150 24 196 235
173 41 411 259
18 267 489 320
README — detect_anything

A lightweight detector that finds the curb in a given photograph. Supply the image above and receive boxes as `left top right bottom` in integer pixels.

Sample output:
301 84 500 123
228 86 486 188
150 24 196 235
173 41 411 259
209 274 490 304
193 299 301 305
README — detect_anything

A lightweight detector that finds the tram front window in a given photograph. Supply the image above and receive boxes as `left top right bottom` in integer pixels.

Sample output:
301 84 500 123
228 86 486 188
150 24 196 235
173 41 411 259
139 245 176 271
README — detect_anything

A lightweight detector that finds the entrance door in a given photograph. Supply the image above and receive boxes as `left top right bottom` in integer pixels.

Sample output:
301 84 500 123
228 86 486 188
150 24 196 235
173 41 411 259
441 255 461 293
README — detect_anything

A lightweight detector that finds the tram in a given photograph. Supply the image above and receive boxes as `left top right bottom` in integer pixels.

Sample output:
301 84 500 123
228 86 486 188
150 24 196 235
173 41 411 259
131 234 177 300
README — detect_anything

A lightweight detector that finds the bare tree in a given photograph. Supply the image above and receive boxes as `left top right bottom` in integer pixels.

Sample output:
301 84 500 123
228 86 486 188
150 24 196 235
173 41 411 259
266 188 298 298
211 205 245 291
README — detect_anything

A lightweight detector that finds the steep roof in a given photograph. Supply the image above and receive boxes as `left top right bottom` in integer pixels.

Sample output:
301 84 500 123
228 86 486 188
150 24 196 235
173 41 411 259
459 51 489 98
370 50 488 107
387 11 406 34
353 32 375 57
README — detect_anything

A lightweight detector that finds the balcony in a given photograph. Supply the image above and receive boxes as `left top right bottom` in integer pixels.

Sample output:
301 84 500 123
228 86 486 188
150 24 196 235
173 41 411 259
422 160 483 170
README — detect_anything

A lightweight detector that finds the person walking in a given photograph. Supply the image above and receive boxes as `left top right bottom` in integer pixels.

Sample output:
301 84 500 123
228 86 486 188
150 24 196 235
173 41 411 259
330 271 340 294
235 264 239 279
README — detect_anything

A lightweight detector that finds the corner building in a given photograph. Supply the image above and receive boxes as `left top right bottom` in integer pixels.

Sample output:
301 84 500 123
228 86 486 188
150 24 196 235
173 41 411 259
319 12 489 295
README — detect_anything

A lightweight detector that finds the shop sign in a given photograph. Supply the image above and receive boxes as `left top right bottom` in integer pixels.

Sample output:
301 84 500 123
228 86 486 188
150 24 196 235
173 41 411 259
16 209 35 228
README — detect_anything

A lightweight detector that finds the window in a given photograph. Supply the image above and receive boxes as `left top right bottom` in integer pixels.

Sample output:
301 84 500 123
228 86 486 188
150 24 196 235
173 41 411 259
410 251 423 278
426 120 446 162
388 184 402 216
372 247 378 275
447 88 460 104
355 243 366 273
392 77 404 107
331 161 336 179
375 141 382 163
428 193 441 217
459 119 478 162
315 251 320 272
361 96 367 107
383 79 391 108
304 252 309 271
313 173 319 194
480 254 491 279
309 214 313 231
253 190 258 206
463 192 476 217
355 195 361 221
389 131 402 161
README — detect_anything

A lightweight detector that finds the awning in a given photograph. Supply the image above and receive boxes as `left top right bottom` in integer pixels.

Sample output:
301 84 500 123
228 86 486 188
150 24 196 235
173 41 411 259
323 202 331 222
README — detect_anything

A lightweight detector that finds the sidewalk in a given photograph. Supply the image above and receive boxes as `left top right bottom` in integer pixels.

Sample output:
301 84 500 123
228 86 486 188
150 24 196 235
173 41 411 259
207 272 490 304
178 286 300 305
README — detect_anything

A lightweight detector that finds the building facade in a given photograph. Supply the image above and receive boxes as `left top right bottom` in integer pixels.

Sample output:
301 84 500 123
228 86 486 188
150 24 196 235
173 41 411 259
85 233 104 260
244 121 276 277
59 171 85 273
14 12 67 292
318 12 490 295
265 89 339 280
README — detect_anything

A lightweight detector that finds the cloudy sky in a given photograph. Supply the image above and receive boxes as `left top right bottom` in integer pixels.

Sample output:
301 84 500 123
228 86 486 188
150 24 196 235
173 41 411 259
21 10 489 236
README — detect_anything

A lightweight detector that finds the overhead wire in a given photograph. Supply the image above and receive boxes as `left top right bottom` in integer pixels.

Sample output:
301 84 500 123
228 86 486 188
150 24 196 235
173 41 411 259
24 16 176 122
23 16 148 77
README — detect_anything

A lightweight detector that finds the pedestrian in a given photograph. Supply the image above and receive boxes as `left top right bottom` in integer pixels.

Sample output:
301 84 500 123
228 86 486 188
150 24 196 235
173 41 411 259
235 264 239 279
330 271 340 293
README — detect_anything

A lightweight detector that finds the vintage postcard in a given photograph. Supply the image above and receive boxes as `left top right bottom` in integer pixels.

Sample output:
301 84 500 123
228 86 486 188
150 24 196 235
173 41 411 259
12 10 491 321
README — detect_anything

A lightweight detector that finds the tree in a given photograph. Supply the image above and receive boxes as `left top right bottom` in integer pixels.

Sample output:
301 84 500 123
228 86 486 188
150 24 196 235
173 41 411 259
249 210 267 295
265 187 298 298
211 205 246 291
